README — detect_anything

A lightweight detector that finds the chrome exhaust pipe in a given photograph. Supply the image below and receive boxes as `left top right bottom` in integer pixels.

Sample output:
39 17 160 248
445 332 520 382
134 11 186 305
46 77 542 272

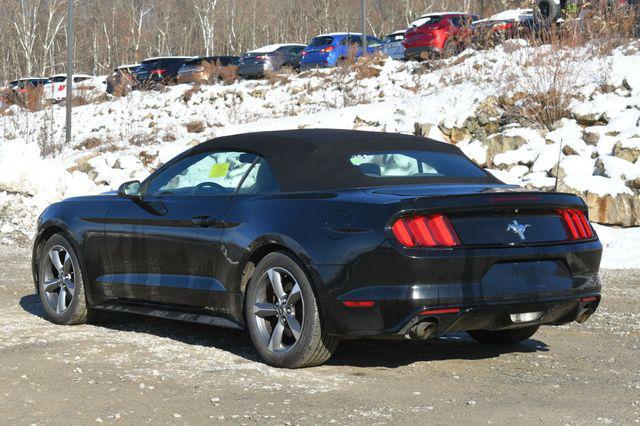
409 321 437 340
576 308 594 324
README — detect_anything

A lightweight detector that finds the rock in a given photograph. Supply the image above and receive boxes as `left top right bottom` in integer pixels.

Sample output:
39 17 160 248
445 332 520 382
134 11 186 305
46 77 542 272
297 94 310 105
583 129 600 146
414 122 434 137
438 122 452 138
75 153 101 177
574 111 605 126
353 115 380 129
450 127 472 144
584 192 640 227
562 145 578 156
626 178 640 190
612 141 640 162
484 132 528 167
594 159 608 177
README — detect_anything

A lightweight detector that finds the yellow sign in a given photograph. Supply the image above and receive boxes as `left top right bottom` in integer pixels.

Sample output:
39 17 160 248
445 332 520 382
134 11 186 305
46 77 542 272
208 162 230 178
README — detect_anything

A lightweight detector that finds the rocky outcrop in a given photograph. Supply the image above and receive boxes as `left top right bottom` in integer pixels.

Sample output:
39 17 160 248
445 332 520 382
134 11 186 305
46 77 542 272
612 141 640 163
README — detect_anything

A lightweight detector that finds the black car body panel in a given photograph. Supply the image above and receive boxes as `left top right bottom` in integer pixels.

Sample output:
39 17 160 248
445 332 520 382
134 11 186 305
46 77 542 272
32 129 602 339
238 44 306 77
133 57 194 86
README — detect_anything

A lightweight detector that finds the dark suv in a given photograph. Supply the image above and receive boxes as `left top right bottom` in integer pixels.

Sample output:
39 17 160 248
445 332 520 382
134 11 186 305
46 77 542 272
238 44 306 78
133 56 194 87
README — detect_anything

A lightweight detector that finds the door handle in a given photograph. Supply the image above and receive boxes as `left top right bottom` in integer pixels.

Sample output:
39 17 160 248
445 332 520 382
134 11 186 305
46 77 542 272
191 216 218 227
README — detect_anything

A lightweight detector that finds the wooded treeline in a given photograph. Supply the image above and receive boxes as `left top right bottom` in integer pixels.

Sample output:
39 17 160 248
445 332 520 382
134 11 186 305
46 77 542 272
0 0 521 82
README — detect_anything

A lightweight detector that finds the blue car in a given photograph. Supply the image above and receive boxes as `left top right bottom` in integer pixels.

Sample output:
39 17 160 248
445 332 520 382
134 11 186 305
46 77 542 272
300 32 383 70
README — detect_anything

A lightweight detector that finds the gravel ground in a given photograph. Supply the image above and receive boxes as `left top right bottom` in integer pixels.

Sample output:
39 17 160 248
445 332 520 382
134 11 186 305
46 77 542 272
1 245 639 425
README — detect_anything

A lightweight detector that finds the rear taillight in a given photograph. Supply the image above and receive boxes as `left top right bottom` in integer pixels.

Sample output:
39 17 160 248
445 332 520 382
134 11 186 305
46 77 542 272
58 85 66 91
254 55 266 60
320 45 334 53
493 22 514 31
150 69 166 75
301 51 307 56
558 209 593 240
391 214 460 248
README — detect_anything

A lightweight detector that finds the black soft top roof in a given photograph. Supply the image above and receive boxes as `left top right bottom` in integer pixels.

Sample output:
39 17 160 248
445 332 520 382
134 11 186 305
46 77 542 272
190 129 496 192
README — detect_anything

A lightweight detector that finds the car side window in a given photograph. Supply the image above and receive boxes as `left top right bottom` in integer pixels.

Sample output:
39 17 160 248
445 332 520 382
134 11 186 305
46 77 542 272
367 37 382 48
145 151 255 196
291 46 305 54
348 35 363 46
238 157 280 194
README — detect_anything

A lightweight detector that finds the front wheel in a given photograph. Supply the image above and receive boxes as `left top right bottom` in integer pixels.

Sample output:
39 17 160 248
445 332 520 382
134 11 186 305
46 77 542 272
38 234 91 325
245 252 338 368
467 325 540 344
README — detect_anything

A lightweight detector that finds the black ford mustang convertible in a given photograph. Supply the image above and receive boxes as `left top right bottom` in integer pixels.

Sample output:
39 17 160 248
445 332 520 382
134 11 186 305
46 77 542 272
32 129 602 368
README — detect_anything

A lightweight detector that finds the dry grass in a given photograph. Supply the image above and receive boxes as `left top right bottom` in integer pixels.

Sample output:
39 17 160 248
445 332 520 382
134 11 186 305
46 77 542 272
202 61 239 84
184 120 205 133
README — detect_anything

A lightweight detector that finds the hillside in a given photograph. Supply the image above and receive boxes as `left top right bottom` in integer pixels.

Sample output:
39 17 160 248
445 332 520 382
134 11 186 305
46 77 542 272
1 39 639 267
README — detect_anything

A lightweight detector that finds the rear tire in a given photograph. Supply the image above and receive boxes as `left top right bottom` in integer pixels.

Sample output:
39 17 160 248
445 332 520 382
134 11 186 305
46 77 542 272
245 252 338 368
467 325 539 344
38 234 91 325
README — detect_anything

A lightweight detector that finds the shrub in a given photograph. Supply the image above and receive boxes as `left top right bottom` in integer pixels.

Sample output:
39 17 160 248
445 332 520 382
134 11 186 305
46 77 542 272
185 120 205 133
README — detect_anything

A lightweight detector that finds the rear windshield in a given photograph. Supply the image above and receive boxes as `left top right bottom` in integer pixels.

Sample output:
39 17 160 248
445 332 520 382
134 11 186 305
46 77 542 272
384 33 404 42
349 151 488 179
309 36 334 47
412 16 442 27
51 76 66 83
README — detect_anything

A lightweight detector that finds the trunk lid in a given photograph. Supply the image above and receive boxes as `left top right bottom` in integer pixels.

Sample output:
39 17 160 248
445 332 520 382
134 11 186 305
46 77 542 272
371 184 593 247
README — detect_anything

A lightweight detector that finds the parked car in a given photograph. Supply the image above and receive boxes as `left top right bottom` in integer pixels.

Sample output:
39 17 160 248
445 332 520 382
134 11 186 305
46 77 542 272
470 9 548 47
382 30 407 60
238 44 306 78
300 33 383 70
106 64 139 95
403 12 482 59
31 129 602 368
9 77 49 94
177 56 240 84
43 74 102 101
133 56 195 87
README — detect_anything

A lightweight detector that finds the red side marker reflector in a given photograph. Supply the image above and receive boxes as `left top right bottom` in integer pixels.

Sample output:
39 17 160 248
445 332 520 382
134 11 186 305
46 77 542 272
343 301 375 308
580 296 598 303
418 308 460 316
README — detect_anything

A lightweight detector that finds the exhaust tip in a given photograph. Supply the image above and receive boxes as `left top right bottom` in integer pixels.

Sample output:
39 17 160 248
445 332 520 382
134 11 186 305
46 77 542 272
409 321 438 340
576 309 594 324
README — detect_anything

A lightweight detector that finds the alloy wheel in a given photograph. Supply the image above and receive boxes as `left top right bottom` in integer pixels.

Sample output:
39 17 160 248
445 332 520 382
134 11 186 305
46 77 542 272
42 245 76 314
252 267 304 353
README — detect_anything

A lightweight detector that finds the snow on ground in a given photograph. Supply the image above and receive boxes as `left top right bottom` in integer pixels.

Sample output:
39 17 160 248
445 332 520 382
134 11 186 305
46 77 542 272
0 40 639 266
593 224 640 269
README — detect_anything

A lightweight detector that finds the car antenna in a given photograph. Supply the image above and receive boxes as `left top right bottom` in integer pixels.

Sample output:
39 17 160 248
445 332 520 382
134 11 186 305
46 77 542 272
553 137 564 192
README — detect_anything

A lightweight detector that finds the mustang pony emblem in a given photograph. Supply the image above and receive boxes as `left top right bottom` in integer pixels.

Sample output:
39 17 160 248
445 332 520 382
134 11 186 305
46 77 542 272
506 220 531 241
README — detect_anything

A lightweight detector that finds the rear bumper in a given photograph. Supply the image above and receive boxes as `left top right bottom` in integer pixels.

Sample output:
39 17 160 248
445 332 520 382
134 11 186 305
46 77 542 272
313 239 602 337
404 45 442 58
238 63 269 77
300 60 331 70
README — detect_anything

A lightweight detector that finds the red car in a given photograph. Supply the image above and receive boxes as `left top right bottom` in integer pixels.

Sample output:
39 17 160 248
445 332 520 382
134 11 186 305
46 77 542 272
403 12 482 59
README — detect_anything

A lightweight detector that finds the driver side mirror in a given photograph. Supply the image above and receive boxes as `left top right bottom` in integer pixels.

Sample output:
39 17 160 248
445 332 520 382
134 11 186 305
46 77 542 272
118 180 141 198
